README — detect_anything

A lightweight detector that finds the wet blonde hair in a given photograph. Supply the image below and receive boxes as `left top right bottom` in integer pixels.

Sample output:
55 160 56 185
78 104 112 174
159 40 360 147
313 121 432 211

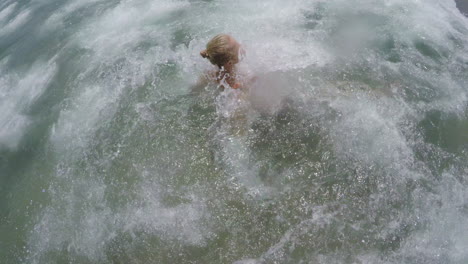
201 34 240 67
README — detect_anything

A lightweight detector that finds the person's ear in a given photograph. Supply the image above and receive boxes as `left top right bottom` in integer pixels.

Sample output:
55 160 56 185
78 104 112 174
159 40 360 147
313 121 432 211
200 50 208 58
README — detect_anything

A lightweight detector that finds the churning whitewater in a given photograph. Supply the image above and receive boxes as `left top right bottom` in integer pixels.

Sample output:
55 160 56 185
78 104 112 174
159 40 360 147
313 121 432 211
1 0 468 263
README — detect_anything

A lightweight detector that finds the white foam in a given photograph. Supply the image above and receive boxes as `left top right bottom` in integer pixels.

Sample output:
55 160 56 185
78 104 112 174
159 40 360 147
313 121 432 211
0 8 31 36
389 172 468 263
27 174 212 263
77 0 189 57
0 60 56 150
126 181 212 245
0 2 16 25
42 0 106 32
27 178 113 263
329 94 414 169
49 0 193 153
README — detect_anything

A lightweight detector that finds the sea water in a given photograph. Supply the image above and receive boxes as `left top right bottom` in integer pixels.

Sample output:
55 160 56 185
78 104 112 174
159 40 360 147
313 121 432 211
1 0 468 263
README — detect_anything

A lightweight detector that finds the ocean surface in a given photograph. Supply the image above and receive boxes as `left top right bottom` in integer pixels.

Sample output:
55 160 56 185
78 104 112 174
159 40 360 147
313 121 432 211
1 0 468 263
456 0 468 15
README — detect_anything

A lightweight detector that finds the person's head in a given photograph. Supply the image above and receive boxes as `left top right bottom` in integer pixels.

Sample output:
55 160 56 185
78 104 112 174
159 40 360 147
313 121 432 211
200 34 242 69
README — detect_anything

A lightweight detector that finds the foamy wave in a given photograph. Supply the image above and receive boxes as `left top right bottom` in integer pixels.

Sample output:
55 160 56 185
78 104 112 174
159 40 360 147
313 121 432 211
0 8 31 36
0 2 17 25
0 60 56 150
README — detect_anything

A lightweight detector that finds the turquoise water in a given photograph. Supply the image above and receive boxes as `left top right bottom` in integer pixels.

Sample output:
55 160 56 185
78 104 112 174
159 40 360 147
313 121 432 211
1 0 468 263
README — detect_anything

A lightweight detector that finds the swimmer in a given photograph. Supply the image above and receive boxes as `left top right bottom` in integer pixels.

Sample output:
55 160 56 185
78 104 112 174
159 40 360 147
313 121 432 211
193 34 254 135
200 34 245 89
192 34 250 93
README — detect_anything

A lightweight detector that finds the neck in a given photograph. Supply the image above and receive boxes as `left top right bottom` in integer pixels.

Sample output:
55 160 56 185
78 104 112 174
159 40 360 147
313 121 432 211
217 64 237 87
220 63 234 74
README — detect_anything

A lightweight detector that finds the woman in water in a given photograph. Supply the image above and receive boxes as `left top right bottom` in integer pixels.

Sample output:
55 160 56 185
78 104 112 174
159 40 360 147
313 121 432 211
195 34 252 135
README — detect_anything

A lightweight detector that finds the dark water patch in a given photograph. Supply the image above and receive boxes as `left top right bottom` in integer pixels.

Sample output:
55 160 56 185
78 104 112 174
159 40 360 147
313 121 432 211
418 110 468 154
376 36 403 63
171 27 193 49
302 2 327 30
456 0 468 16
414 40 442 62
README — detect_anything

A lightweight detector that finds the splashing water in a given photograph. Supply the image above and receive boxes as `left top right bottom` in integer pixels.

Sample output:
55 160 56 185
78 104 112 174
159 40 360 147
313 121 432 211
1 0 468 263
